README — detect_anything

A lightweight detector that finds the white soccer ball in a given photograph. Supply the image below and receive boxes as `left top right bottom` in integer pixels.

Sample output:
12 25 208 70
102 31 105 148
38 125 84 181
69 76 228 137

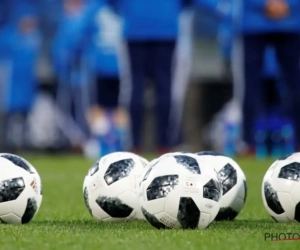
0 154 43 224
195 151 247 221
83 151 148 221
139 152 221 229
262 153 300 222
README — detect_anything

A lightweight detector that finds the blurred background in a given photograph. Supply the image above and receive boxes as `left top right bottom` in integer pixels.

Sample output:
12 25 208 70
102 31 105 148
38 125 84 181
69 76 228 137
0 0 299 160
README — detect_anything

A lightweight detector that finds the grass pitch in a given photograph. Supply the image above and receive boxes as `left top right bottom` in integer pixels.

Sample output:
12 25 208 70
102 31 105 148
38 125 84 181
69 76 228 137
0 155 299 250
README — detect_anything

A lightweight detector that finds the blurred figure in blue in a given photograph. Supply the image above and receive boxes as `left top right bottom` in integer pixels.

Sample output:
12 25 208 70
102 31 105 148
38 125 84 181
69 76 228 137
0 5 41 151
52 0 95 145
108 0 193 154
199 0 287 156
82 0 133 158
233 0 300 152
91 0 122 109
216 1 282 113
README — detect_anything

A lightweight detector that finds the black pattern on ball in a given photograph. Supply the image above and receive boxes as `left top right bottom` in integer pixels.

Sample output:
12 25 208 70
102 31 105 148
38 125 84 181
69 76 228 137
264 181 285 214
195 151 224 156
278 162 300 182
141 207 170 229
203 179 221 201
243 180 247 204
146 175 179 201
40 181 43 195
173 155 200 174
83 187 92 215
104 158 135 185
0 177 25 203
218 164 237 195
0 154 35 174
295 202 300 222
0 218 6 224
21 198 38 224
177 197 200 229
88 160 99 176
215 207 239 221
96 196 133 218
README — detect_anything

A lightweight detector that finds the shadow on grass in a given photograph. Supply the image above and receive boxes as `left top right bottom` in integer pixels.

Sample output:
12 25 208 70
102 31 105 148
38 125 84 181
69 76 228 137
28 218 290 232
32 219 154 230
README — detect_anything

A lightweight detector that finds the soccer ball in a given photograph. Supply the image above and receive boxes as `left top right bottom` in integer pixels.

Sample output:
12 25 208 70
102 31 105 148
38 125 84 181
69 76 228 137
0 153 43 196
0 154 43 224
262 153 300 222
139 152 221 229
83 152 148 221
195 151 247 220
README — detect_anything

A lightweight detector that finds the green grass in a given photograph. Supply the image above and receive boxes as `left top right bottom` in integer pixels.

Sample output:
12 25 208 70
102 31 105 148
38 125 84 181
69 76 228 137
0 155 299 250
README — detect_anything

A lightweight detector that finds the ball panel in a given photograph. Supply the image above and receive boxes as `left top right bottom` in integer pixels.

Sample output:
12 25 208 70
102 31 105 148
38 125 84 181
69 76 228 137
104 158 135 185
197 212 211 229
0 201 14 215
95 196 133 218
146 175 179 201
219 164 237 195
0 177 25 203
173 155 200 174
263 181 285 214
278 162 300 181
177 197 200 229
203 179 221 202
276 192 296 221
141 207 170 229
0 154 35 174
0 213 21 224
272 178 296 193
118 191 138 212
21 198 38 224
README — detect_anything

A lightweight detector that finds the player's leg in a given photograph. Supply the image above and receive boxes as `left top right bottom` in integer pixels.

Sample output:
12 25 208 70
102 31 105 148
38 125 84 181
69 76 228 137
96 77 120 109
168 9 194 149
235 34 266 148
118 41 147 152
56 79 73 122
152 41 176 152
274 33 300 148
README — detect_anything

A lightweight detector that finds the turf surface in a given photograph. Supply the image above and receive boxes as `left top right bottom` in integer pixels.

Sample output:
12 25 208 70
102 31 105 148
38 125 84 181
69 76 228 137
0 155 299 250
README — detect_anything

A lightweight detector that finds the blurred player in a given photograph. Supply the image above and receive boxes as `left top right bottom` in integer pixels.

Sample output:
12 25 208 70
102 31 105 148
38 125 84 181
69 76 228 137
109 0 194 154
233 0 300 151
0 5 41 151
52 0 95 145
83 0 131 157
